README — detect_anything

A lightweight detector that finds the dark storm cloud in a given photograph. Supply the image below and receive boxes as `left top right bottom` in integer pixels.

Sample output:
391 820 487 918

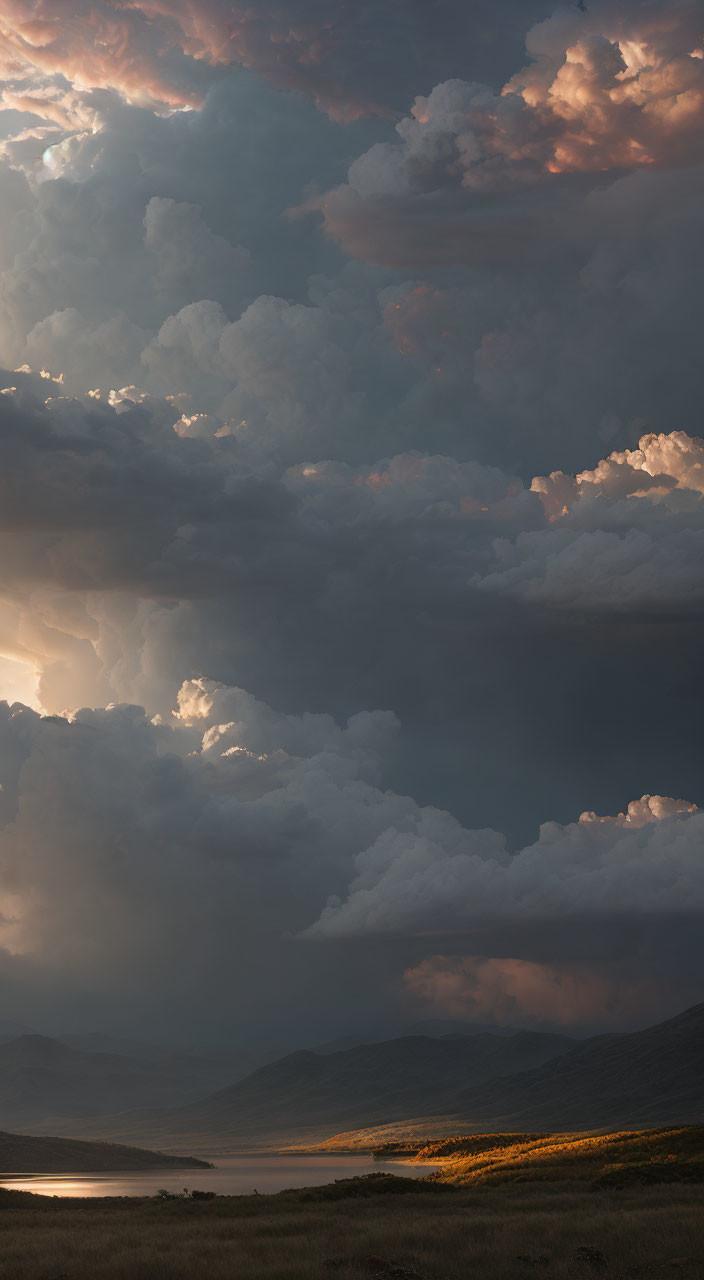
1 66 701 481
0 682 412 1039
2 378 704 627
0 74 358 387
0 0 702 1041
0 684 700 1040
1 378 704 848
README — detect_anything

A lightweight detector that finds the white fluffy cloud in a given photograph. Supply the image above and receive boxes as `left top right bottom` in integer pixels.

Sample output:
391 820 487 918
475 431 704 609
0 0 701 1039
305 791 703 938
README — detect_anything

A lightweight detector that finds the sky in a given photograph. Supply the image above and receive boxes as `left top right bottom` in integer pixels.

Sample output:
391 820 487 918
0 0 702 1049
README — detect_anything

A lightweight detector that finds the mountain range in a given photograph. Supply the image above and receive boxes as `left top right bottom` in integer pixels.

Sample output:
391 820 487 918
452 1000 704 1131
156 1029 573 1141
24 1029 575 1148
296 1002 704 1153
0 1034 272 1129
4 1003 703 1152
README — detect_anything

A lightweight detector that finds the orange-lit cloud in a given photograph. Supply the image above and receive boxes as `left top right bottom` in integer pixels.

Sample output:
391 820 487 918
404 954 672 1029
0 0 202 109
0 0 388 120
311 3 704 265
506 28 704 175
531 431 704 520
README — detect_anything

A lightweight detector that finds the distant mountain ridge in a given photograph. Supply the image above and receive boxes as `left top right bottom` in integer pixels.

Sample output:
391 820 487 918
0 1034 272 1129
8 1004 703 1152
0 1025 569 1140
53 1028 574 1148
160 1029 575 1140
452 1000 704 1130
291 1002 704 1153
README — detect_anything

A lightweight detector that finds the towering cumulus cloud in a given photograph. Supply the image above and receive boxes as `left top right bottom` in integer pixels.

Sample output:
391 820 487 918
309 0 704 265
0 0 701 1042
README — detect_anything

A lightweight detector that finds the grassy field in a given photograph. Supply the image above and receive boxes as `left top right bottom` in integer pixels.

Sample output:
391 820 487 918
0 1178 702 1279
401 1126 704 1188
0 1128 701 1279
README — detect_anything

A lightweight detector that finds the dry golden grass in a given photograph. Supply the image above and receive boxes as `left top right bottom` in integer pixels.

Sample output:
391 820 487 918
0 1178 702 1279
424 1127 704 1188
282 1117 466 1154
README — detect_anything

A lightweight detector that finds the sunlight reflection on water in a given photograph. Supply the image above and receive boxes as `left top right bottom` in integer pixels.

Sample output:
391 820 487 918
0 1154 439 1198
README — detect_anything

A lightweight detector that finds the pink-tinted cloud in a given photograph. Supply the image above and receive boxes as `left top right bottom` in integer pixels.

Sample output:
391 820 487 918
532 431 704 521
0 0 205 108
0 0 556 123
403 954 678 1029
507 6 704 175
0 0 394 118
310 1 704 265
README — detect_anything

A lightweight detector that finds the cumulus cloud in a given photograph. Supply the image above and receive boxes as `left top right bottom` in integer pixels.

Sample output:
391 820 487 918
310 1 704 266
475 431 704 609
0 0 701 1040
2 376 704 834
143 293 365 461
0 371 532 643
0 73 350 387
305 792 703 939
0 679 699 1038
0 678 409 1034
3 376 703 676
143 196 250 309
0 32 701 478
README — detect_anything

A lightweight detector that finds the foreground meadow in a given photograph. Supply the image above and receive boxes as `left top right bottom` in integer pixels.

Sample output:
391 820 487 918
0 1179 702 1280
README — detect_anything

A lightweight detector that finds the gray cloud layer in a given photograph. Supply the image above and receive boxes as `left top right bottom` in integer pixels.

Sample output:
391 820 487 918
0 683 699 1040
0 0 701 1040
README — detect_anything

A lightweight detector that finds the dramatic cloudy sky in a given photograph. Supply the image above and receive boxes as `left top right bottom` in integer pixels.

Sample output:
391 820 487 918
0 0 702 1048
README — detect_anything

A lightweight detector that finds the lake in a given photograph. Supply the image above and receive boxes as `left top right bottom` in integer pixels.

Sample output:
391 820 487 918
0 1154 440 1198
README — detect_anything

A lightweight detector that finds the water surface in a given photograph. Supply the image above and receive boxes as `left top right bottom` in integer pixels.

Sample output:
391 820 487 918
0 1153 439 1198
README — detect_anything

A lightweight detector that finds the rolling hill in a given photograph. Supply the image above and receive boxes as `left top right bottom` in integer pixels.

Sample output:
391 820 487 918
293 1003 704 1151
450 1000 704 1131
15 1004 704 1153
160 1029 574 1142
404 1126 704 1187
0 1129 211 1174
